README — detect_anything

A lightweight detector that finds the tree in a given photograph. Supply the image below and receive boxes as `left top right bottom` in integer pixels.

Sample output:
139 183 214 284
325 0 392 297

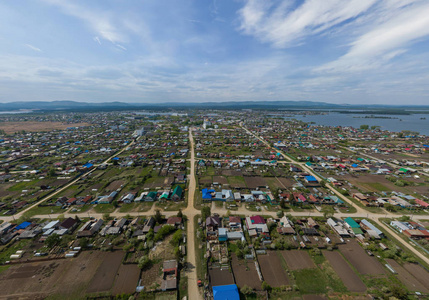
360 124 369 130
138 256 151 269
276 210 284 218
112 200 119 208
45 234 60 249
154 209 163 224
261 281 272 291
240 285 254 295
47 168 56 178
201 206 211 220
79 237 88 249
177 209 183 219
279 198 286 209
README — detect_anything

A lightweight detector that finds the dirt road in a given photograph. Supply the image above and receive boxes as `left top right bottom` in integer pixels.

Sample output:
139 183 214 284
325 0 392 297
183 128 202 300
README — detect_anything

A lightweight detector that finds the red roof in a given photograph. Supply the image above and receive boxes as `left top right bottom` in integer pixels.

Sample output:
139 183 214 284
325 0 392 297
415 199 429 208
250 215 265 224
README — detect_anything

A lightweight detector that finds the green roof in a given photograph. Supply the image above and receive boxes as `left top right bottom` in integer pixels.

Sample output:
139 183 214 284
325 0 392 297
399 168 409 173
172 185 183 198
344 217 360 228
352 228 363 235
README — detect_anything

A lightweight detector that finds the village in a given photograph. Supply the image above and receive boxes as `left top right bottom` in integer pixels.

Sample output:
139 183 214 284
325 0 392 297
0 110 429 300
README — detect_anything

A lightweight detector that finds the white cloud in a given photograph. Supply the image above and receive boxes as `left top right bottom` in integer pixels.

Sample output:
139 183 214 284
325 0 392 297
238 0 376 48
24 44 42 52
42 0 126 43
318 2 429 72
93 36 101 45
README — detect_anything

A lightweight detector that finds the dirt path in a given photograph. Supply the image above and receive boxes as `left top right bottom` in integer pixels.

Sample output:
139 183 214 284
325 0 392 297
183 128 202 300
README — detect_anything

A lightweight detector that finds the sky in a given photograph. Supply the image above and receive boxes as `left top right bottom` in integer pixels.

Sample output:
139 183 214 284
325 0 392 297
1 0 429 105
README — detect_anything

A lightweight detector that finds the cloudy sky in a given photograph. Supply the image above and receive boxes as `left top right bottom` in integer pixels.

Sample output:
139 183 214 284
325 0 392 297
1 0 429 104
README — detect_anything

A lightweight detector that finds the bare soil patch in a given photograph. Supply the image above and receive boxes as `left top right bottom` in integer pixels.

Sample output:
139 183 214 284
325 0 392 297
323 251 366 293
86 251 124 293
244 177 267 189
139 262 162 289
212 176 228 185
106 180 125 192
403 263 429 288
112 264 141 295
338 240 385 275
231 254 261 290
281 250 315 270
208 267 234 288
386 259 429 293
0 251 107 299
0 121 90 134
257 251 289 287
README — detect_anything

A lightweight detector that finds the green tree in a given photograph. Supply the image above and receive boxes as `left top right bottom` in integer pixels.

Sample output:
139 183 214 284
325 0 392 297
154 209 163 224
45 234 60 249
201 206 211 220
240 285 254 295
261 281 272 291
177 209 183 219
138 256 151 269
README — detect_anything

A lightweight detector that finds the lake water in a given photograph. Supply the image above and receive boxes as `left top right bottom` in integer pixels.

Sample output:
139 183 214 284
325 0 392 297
285 113 429 136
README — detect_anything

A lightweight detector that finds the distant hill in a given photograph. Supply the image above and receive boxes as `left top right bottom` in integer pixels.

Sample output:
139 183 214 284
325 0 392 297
0 100 428 112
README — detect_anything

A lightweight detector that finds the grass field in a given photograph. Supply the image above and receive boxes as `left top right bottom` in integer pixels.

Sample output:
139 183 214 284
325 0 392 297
93 204 116 213
25 205 65 218
364 182 390 192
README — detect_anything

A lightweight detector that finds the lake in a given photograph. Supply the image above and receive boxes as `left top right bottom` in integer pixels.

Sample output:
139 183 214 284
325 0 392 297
285 113 429 136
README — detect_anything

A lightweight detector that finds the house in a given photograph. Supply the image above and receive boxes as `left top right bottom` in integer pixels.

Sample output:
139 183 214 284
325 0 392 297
171 185 183 201
166 217 182 227
145 191 157 201
42 221 60 232
77 195 92 205
59 218 78 232
390 221 409 232
143 217 156 234
121 193 135 203
213 284 240 300
245 216 269 236
206 216 221 231
161 260 178 291
304 175 318 186
202 188 215 201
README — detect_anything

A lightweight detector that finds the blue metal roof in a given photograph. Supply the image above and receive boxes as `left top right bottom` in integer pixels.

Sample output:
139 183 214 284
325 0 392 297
213 284 240 300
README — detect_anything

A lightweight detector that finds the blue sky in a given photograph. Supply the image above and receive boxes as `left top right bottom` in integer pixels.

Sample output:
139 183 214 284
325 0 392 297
1 0 429 104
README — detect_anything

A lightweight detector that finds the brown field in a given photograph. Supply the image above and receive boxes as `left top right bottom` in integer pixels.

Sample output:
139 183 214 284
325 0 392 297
276 177 294 188
106 180 125 192
302 296 326 300
323 251 366 293
0 121 90 134
281 250 315 270
338 174 429 196
403 263 429 288
231 254 261 290
0 251 113 299
208 267 234 288
257 251 289 287
212 176 228 185
112 264 141 295
139 262 162 289
338 240 385 275
386 259 429 293
86 251 124 293
244 177 267 189
221 170 243 177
